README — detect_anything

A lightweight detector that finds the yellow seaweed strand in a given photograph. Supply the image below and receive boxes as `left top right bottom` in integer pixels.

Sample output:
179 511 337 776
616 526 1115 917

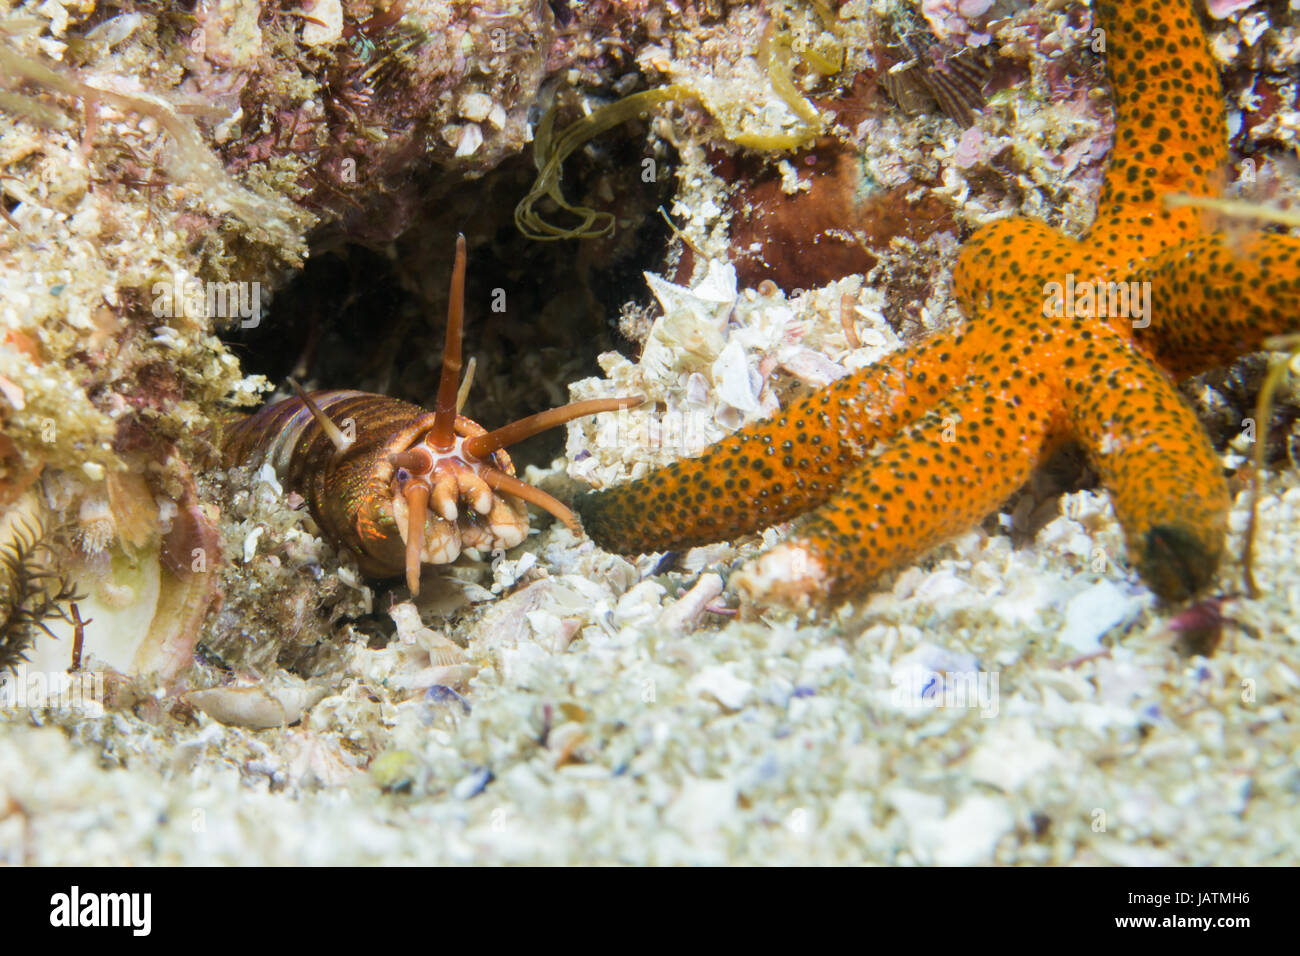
515 85 692 241
1164 193 1300 229
802 0 845 76
514 5 842 240
1242 333 1300 598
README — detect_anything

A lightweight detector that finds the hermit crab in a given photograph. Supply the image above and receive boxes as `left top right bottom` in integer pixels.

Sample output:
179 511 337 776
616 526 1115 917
222 235 641 594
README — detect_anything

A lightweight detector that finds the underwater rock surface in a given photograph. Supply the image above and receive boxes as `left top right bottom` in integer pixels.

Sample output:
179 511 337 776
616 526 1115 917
0 0 1298 864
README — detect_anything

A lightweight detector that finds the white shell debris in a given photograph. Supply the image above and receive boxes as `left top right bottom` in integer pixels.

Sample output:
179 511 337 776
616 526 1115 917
12 465 1300 864
390 602 439 645
168 724 224 775
665 778 739 842
86 12 143 47
255 462 283 497
472 575 618 659
888 642 982 707
712 338 762 415
189 677 329 730
242 525 264 564
283 732 361 787
778 347 848 387
455 123 484 157
459 92 494 122
1056 580 1145 653
966 719 1068 792
612 579 667 629
657 573 724 633
567 269 900 491
910 796 1015 867
489 550 537 593
451 768 492 800
0 374 25 410
363 602 477 693
687 664 753 710
642 263 736 371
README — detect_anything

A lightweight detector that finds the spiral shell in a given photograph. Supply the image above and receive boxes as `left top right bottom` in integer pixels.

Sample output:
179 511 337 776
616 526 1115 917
221 391 527 578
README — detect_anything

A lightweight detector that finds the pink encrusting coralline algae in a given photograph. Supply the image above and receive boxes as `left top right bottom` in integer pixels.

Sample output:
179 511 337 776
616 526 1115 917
923 0 996 46
1206 0 1258 20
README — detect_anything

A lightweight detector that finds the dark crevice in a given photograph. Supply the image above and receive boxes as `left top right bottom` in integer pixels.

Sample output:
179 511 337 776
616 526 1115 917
222 137 676 468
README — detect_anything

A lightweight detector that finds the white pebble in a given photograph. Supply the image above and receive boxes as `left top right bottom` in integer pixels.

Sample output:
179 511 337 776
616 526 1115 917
455 123 483 157
687 665 753 710
459 92 494 122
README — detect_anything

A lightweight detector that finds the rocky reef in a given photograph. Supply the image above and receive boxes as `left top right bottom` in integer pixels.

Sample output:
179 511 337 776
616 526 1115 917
1 0 1299 865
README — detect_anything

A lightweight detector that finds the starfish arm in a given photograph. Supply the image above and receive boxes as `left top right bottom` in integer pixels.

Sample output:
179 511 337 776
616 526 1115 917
575 330 976 554
1133 232 1300 377
570 0 1276 612
957 0 1228 302
954 219 1077 317
1064 335 1229 601
1089 0 1227 258
732 382 1051 607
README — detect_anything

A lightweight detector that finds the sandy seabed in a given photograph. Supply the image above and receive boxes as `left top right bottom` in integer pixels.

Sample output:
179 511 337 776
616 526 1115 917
3 463 1298 866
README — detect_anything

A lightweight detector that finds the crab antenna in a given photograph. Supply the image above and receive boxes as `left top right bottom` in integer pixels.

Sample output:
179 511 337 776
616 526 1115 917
478 466 581 533
462 396 645 461
404 483 430 595
429 234 467 452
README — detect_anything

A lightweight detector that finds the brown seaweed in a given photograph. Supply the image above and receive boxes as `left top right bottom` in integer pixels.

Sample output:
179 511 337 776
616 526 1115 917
0 519 80 674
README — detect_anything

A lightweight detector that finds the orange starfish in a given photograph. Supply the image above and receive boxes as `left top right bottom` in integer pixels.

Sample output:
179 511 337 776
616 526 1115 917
576 0 1300 610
